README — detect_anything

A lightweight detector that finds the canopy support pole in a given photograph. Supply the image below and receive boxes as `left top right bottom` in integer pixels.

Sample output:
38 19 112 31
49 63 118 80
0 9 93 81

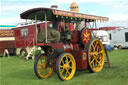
84 19 87 28
88 22 91 29
45 13 48 43
91 22 95 29
94 20 97 29
63 18 65 31
35 15 37 44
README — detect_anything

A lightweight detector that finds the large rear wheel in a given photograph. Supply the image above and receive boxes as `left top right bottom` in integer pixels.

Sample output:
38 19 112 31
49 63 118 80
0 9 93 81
56 53 76 81
86 38 105 72
34 54 53 79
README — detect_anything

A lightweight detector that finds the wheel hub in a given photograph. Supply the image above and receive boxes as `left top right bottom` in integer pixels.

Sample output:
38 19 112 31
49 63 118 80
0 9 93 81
41 64 46 69
63 64 69 69
94 52 100 57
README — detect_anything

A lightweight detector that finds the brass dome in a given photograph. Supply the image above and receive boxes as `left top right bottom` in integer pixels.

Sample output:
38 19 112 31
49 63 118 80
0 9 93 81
70 2 79 12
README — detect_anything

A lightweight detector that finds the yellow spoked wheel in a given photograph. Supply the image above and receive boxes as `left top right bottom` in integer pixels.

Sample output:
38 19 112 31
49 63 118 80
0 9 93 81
56 53 76 81
86 38 105 72
34 54 53 79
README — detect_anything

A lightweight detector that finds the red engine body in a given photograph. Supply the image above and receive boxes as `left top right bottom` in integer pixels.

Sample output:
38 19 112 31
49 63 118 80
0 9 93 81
36 29 88 70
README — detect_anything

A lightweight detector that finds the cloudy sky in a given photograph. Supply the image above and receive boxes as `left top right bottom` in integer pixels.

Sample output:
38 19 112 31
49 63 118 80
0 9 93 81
0 0 128 28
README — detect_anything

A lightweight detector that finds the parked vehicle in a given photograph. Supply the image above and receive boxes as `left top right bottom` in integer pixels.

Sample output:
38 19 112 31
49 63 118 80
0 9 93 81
107 28 128 49
0 29 16 56
92 30 112 51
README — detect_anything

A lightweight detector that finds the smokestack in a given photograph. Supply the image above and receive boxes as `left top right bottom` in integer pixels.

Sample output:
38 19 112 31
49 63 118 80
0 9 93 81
51 5 58 9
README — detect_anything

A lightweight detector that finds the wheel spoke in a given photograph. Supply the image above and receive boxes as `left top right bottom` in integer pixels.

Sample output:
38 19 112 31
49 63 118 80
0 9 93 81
66 56 68 64
65 71 68 77
90 58 95 64
61 60 65 64
89 54 96 61
60 65 64 68
44 68 48 73
96 46 99 51
95 41 98 48
37 64 42 67
60 69 64 74
40 58 43 64
95 59 99 64
39 67 42 73
91 61 95 67
68 60 72 64
68 66 72 69
98 51 103 54
89 52 94 56
91 44 95 51
43 70 45 75
96 59 102 67
67 70 71 75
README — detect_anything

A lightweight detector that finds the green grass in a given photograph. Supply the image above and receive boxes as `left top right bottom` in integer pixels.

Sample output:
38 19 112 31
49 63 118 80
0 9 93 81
0 49 128 85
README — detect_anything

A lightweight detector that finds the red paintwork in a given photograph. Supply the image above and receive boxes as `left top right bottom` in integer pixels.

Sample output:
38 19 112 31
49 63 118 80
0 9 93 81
71 30 79 44
13 22 52 48
14 25 35 48
35 23 89 70
37 42 88 70
67 23 74 31
99 27 121 31
37 43 64 49
63 44 87 70
14 21 88 70
63 44 72 53
0 29 16 55
0 41 16 54
14 22 75 48
81 50 87 69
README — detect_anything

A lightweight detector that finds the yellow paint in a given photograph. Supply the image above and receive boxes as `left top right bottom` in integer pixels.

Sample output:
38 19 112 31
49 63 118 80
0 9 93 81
88 39 105 72
59 54 76 80
37 55 53 78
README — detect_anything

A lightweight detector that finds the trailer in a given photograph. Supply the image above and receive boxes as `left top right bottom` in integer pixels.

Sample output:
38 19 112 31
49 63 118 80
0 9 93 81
13 22 51 58
0 29 16 56
13 21 75 58
107 28 128 49
92 30 111 51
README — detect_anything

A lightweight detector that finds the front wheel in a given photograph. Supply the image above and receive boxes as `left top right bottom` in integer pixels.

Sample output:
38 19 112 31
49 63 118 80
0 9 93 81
34 54 53 79
56 53 76 81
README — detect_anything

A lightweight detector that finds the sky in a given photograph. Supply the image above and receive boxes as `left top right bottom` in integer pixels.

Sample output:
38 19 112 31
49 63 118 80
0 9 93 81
0 0 128 28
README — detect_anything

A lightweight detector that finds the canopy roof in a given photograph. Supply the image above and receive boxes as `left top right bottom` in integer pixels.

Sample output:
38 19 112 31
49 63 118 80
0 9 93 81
20 7 109 22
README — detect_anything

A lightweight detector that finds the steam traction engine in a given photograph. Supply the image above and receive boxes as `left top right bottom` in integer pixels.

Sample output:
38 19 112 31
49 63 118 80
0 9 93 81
20 8 109 80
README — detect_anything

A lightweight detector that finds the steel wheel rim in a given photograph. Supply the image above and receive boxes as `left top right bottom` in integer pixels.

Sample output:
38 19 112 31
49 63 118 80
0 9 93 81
88 39 104 72
59 54 76 80
37 55 53 78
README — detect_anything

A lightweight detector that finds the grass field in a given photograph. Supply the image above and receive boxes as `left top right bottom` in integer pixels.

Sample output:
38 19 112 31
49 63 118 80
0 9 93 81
0 49 128 85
